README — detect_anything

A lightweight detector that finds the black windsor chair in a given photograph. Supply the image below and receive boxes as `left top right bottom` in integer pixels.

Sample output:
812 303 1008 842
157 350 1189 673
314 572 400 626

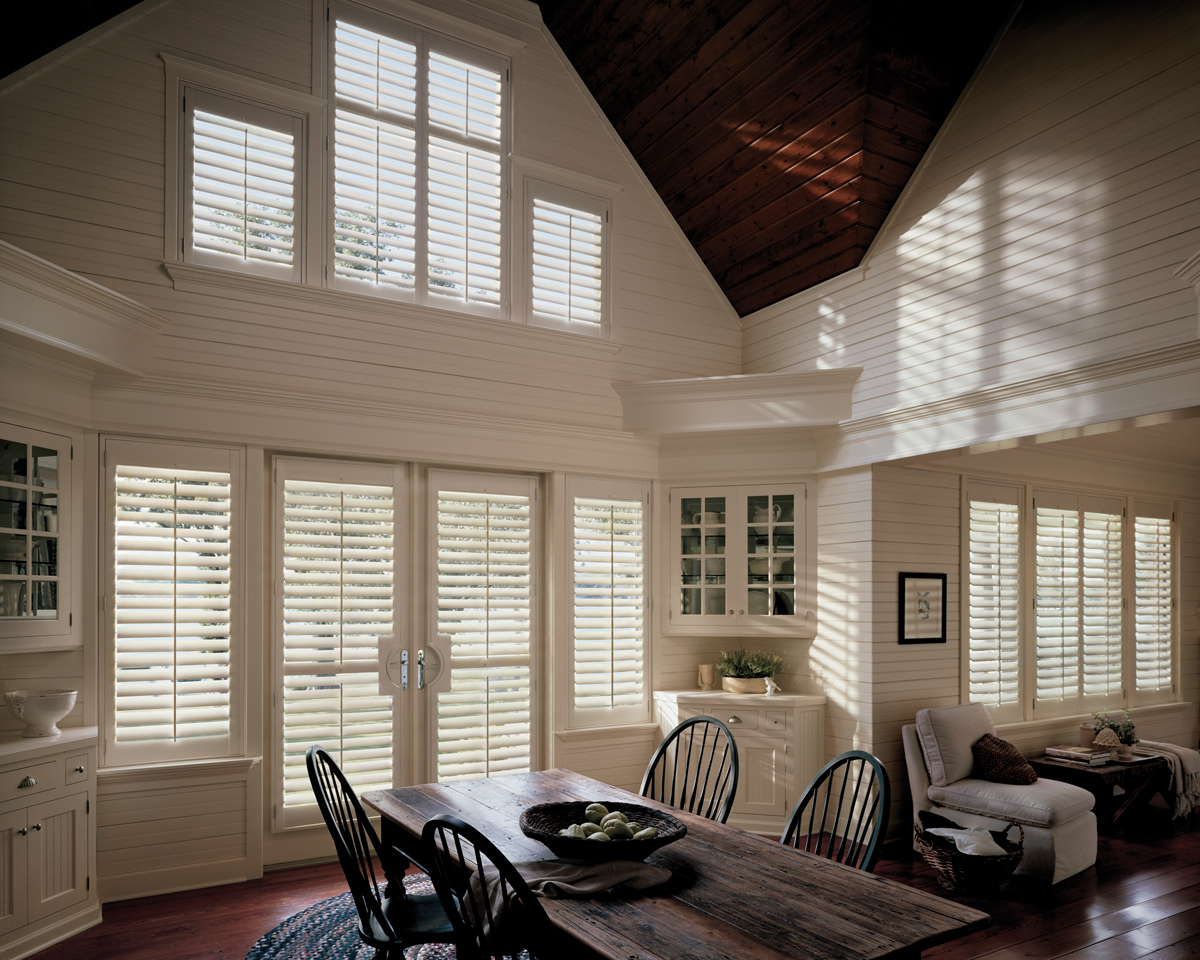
781 749 891 872
305 745 454 958
640 715 740 824
422 814 563 960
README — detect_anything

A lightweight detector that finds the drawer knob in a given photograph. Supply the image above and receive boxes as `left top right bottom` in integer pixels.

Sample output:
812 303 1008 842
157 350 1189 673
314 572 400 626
728 715 742 724
32 823 42 831
18 776 37 789
75 766 85 773
17 828 27 837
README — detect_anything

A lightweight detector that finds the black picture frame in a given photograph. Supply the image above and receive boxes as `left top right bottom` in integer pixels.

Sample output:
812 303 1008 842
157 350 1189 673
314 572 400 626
898 572 947 644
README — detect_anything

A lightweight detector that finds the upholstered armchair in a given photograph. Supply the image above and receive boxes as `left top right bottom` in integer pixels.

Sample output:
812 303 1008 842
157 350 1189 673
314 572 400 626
901 702 1097 884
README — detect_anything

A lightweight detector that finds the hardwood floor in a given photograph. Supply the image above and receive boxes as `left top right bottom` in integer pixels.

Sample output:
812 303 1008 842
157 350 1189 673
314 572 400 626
28 796 1200 960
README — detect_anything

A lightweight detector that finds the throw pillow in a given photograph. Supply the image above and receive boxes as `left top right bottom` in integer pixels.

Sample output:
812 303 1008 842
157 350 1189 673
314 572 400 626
972 733 1038 785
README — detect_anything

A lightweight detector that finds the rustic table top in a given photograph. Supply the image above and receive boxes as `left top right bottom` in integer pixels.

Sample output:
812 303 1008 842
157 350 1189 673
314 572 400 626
363 768 989 960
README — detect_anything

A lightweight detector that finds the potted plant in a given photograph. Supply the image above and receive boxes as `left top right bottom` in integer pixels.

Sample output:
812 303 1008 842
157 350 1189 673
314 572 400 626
713 648 785 694
1092 708 1138 757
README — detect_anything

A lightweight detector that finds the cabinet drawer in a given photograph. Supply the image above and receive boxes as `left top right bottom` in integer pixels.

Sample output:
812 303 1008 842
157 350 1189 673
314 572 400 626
64 753 89 784
0 760 59 802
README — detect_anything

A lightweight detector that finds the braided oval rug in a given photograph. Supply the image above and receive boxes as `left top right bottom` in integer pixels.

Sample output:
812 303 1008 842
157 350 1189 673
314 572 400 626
244 875 455 960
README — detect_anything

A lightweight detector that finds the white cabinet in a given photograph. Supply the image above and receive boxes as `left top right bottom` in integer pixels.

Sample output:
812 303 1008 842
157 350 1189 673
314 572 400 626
666 483 813 636
654 691 825 836
0 729 99 960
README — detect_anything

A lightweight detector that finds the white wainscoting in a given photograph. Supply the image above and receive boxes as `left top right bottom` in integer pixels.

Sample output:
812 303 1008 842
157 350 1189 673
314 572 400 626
96 757 262 902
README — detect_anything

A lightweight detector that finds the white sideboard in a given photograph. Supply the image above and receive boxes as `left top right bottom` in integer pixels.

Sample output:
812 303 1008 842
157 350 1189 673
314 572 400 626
0 727 100 960
654 690 826 836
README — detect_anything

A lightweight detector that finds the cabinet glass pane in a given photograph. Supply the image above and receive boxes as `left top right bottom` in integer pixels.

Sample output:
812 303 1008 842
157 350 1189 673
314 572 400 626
704 532 724 554
743 492 796 618
0 580 26 617
0 533 26 573
32 447 58 489
33 581 57 616
0 439 26 480
1 486 28 530
703 588 725 615
680 497 701 524
681 527 700 555
681 587 700 615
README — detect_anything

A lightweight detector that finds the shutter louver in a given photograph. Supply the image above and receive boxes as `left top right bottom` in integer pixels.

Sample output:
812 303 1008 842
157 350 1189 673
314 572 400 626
192 110 295 269
1133 506 1173 703
572 497 644 714
966 499 1020 715
280 479 394 816
113 466 232 752
531 198 603 331
435 488 531 782
1035 499 1122 717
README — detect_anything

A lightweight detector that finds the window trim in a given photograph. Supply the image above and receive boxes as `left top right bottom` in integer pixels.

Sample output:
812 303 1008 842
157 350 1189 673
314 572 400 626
101 437 245 768
962 478 1178 724
563 475 650 728
162 53 325 286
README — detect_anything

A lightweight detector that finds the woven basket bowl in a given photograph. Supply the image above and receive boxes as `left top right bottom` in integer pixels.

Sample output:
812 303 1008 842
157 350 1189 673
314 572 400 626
519 801 686 862
915 811 1024 892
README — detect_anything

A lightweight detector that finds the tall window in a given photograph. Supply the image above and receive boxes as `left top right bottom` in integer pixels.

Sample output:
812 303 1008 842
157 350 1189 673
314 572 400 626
104 439 241 765
431 472 534 781
331 8 507 315
567 476 648 725
275 459 397 829
965 481 1176 723
527 180 607 336
183 87 302 281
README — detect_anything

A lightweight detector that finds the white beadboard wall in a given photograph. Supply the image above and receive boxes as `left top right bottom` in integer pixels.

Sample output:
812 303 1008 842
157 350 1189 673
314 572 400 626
810 468 874 763
744 0 1200 468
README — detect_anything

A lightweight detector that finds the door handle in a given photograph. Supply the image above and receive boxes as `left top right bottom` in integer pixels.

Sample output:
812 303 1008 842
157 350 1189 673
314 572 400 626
418 647 443 689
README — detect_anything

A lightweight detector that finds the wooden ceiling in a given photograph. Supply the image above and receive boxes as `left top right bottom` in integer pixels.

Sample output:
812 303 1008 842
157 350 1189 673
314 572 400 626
539 0 1012 316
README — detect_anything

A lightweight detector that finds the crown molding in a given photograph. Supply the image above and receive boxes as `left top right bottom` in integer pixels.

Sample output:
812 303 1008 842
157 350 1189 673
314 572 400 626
612 369 862 435
0 241 166 376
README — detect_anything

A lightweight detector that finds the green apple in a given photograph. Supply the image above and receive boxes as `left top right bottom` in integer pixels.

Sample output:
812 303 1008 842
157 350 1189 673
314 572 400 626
604 820 635 839
584 803 609 824
587 831 612 841
633 827 658 840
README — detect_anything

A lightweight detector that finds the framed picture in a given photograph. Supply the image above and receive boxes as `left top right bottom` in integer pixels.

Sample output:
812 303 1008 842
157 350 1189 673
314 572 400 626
898 572 947 644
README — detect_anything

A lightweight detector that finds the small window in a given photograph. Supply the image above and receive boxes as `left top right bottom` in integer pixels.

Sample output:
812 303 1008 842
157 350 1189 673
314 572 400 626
526 180 608 337
566 476 648 726
182 87 303 281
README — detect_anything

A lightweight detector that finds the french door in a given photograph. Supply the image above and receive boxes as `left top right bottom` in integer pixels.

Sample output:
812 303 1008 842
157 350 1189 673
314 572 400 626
274 460 536 830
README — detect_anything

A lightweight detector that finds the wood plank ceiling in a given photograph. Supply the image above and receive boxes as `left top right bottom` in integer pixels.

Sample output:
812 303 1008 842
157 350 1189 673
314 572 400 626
538 0 1012 316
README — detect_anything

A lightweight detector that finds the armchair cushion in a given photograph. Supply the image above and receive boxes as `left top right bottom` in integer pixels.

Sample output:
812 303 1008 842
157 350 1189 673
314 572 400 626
972 733 1038 785
915 703 996 786
928 777 1094 827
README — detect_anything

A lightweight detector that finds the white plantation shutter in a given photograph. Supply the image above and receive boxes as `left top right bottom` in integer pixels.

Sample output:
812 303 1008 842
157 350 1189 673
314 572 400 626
332 10 505 314
185 90 300 280
965 483 1021 721
527 180 606 335
105 440 240 765
1034 492 1123 718
568 478 647 725
432 473 534 782
277 463 396 828
1133 501 1174 705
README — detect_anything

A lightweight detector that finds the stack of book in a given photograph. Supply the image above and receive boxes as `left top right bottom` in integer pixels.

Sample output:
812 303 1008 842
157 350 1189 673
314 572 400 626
1044 744 1111 765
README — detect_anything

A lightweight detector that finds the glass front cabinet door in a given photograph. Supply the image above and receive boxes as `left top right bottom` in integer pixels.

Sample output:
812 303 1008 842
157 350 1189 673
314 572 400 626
0 422 71 648
668 483 812 636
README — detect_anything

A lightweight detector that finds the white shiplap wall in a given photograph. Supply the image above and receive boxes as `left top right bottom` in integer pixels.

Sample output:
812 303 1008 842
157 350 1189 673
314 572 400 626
0 0 741 887
744 1 1200 470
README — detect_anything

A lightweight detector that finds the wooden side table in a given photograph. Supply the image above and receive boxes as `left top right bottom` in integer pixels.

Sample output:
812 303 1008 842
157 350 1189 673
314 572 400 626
1028 755 1170 833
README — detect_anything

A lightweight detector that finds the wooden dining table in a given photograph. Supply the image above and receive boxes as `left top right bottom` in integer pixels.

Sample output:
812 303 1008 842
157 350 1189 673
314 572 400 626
363 768 988 960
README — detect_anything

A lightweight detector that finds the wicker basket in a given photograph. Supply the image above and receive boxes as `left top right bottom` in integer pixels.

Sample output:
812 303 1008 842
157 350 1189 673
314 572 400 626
915 810 1024 892
519 801 686 862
